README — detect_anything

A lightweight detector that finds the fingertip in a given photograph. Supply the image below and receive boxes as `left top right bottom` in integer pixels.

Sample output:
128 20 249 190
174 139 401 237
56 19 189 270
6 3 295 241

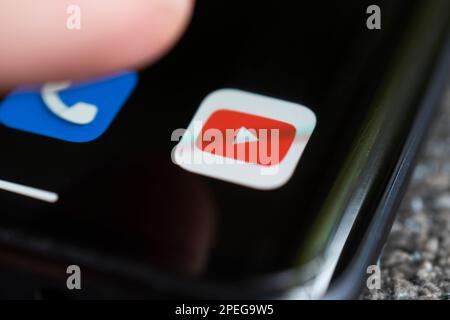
0 0 194 87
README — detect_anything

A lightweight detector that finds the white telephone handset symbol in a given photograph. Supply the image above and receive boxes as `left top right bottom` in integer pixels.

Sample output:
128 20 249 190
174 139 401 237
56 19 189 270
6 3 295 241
41 81 98 125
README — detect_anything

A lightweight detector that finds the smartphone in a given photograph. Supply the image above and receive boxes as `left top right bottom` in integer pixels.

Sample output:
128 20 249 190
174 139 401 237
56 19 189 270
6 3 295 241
0 0 449 299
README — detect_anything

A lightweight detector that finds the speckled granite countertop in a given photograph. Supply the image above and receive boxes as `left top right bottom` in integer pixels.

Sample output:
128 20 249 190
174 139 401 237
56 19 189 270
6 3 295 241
362 87 450 300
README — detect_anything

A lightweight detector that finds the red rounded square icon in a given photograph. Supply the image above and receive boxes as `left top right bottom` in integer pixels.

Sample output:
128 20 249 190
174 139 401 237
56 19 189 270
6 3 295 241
196 110 296 166
174 89 316 190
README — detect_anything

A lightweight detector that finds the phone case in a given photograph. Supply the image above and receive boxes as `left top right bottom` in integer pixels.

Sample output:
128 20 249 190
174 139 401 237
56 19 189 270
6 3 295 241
324 31 450 300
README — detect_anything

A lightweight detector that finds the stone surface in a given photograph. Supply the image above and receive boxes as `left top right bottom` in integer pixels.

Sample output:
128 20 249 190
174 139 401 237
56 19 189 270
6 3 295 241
362 87 450 300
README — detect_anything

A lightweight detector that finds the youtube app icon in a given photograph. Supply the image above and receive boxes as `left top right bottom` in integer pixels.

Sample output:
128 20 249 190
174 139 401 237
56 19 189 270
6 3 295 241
196 110 296 166
174 89 316 190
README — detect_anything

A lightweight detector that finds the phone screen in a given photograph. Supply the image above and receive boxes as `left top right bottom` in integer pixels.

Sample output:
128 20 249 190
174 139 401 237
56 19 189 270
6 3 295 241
0 0 419 291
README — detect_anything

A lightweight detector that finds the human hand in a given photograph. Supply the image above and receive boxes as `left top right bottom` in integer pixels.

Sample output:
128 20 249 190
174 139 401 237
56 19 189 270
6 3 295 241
0 0 194 90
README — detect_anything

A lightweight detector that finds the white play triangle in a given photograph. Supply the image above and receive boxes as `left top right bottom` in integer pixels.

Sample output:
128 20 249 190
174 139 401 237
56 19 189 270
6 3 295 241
234 127 258 144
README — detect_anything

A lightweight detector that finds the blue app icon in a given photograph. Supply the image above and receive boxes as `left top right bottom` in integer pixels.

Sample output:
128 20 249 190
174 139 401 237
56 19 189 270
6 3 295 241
0 71 138 143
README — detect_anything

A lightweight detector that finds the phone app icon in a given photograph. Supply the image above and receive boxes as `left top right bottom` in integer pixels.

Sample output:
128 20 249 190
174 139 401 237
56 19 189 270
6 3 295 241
0 71 138 143
174 89 316 190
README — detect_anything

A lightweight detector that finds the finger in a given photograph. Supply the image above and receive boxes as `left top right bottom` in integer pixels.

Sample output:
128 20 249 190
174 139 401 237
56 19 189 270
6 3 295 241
0 0 193 88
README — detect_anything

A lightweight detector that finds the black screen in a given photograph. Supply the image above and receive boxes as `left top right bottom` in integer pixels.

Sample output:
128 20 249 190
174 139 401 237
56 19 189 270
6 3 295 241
0 0 417 284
